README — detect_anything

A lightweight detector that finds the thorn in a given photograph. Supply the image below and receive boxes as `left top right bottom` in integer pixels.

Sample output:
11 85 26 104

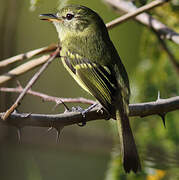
41 126 53 138
60 100 70 111
56 130 60 143
52 99 70 112
16 127 22 143
159 113 166 128
157 91 161 101
55 127 64 143
64 108 70 113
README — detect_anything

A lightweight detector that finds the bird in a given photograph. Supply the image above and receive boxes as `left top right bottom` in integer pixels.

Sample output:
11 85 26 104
40 4 141 173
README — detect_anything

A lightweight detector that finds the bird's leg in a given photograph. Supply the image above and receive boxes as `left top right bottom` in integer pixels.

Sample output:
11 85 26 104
81 103 98 116
71 103 98 127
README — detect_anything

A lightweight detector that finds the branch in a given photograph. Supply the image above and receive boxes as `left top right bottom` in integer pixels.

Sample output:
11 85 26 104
104 0 179 45
106 0 169 28
154 30 179 74
0 44 57 68
0 86 96 105
1 48 60 120
0 54 50 85
0 96 178 128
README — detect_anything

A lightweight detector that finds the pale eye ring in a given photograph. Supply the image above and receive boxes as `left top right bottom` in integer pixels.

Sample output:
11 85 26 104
66 13 74 20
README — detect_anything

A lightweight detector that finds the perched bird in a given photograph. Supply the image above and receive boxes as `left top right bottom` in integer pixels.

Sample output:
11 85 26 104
40 5 141 173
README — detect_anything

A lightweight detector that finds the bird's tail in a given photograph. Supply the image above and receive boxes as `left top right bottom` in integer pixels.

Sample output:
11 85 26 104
116 105 141 173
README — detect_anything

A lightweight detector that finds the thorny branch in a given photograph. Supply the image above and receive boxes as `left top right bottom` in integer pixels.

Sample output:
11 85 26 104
0 96 179 128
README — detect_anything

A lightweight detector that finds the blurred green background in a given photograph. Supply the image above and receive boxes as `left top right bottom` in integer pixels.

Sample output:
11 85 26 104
0 0 179 180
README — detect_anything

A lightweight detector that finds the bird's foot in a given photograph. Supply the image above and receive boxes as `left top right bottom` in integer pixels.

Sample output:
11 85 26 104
71 106 86 126
95 104 111 120
71 103 98 127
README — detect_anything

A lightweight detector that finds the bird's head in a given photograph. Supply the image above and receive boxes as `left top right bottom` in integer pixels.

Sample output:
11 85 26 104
40 5 106 41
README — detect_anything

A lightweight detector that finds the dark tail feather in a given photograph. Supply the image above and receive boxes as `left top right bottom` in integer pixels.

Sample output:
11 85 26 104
116 109 141 173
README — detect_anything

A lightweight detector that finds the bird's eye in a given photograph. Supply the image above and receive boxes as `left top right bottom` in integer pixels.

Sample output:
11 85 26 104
66 13 74 20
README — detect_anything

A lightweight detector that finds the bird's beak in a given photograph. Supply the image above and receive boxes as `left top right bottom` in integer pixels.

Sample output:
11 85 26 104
39 14 61 22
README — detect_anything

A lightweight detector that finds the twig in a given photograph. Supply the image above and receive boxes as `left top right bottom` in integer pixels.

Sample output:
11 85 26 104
154 30 179 74
0 44 57 68
104 0 179 45
0 86 96 105
1 48 60 120
0 54 50 85
105 0 170 28
0 96 178 128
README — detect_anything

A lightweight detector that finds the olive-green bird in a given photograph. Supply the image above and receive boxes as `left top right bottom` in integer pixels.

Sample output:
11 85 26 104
40 5 141 173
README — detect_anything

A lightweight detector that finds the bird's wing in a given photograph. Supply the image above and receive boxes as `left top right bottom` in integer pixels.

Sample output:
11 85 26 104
63 55 118 111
